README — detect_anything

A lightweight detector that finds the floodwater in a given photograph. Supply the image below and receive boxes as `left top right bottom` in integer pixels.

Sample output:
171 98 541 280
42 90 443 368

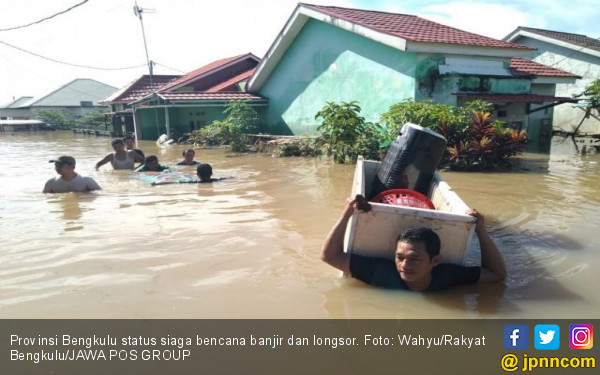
0 132 599 318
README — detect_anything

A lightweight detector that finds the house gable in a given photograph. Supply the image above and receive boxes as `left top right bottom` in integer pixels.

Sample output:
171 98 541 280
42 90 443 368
249 3 533 92
259 18 416 134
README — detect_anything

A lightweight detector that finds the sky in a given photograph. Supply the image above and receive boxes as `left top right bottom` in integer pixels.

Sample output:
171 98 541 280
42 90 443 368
1 0 599 105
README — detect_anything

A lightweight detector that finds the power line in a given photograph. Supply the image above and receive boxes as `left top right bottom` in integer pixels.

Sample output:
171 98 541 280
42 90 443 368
0 0 89 32
153 62 186 74
0 39 146 71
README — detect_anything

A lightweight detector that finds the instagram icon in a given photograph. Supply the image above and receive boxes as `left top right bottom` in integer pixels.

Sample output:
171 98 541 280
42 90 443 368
569 325 593 349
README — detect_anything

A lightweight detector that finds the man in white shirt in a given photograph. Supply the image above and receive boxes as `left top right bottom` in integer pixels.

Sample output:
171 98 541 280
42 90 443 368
43 156 102 194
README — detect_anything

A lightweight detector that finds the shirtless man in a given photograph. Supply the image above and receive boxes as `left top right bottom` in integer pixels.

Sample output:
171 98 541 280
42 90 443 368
95 139 144 170
123 135 145 159
43 156 101 193
321 197 506 291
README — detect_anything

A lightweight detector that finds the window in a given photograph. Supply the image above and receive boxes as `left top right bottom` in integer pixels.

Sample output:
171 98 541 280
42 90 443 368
80 101 93 107
497 110 507 118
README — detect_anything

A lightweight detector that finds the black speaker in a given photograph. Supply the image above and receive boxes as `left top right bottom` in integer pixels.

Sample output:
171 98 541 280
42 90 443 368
371 123 447 198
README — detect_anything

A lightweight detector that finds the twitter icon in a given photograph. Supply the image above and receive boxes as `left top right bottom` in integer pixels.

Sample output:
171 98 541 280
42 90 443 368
535 324 560 350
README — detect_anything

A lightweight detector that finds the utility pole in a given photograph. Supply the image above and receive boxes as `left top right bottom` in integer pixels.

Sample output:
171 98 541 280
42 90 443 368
133 2 166 137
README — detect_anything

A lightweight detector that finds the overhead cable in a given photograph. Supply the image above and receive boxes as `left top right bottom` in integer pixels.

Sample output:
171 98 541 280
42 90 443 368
0 0 89 32
0 39 146 71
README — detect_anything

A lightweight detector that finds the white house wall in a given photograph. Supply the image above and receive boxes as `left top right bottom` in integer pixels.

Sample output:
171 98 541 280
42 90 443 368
517 36 600 134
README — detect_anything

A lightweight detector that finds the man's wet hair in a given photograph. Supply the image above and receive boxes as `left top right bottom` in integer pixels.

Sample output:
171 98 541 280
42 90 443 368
196 163 213 180
182 149 195 155
145 155 158 163
397 227 441 260
111 138 124 146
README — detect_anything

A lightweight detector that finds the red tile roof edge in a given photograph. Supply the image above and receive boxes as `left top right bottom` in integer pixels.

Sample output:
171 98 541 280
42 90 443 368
300 3 534 50
158 92 267 101
160 53 260 92
206 69 256 92
510 57 581 78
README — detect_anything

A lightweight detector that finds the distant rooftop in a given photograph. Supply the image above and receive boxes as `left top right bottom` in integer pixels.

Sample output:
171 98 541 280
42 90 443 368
509 27 600 53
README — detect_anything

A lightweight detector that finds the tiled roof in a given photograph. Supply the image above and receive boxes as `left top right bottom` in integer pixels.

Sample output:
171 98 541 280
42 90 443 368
454 93 578 103
158 92 267 101
206 69 256 92
160 53 258 92
108 75 180 103
516 27 600 53
510 57 580 78
302 3 533 50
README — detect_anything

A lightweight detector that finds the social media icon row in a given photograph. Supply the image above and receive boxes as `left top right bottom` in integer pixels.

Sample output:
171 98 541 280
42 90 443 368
503 324 593 350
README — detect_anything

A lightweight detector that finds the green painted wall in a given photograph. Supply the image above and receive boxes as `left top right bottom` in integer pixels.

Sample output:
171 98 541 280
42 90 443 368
258 19 416 135
136 106 227 140
490 79 530 94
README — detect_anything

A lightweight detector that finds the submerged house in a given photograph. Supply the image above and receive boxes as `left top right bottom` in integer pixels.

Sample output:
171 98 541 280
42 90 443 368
100 74 181 135
504 27 600 135
247 3 579 151
0 79 117 123
123 53 267 140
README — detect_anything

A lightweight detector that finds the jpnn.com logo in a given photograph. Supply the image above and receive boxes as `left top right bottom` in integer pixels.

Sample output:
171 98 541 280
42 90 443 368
504 325 528 350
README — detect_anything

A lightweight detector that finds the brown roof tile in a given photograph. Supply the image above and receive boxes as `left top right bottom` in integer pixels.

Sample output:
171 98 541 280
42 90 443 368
302 3 533 50
160 53 257 92
110 75 180 103
517 27 600 53
159 92 266 101
206 69 256 92
510 57 580 78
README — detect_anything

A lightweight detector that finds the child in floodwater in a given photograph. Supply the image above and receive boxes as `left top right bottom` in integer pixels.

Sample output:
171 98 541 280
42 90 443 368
151 163 225 185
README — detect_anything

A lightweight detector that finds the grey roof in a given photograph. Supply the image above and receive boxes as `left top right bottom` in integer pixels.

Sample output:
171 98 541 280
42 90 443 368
31 78 118 107
0 96 34 108
507 27 600 54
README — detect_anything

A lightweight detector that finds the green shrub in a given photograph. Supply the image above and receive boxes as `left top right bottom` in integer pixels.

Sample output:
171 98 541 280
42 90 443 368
189 100 260 152
314 101 383 163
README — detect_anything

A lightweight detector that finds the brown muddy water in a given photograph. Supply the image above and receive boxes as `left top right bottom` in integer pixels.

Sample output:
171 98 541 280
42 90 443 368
1 132 599 318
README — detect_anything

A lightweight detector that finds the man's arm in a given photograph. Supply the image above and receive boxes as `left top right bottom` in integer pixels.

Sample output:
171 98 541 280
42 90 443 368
131 150 145 163
320 198 356 274
43 179 53 193
86 177 102 191
95 154 112 170
467 209 506 283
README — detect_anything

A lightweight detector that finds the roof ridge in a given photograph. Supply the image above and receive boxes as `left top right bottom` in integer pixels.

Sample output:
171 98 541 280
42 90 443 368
520 26 590 38
301 3 416 18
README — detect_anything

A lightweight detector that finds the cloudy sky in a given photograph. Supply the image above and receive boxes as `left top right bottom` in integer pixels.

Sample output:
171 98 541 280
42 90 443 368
1 0 598 105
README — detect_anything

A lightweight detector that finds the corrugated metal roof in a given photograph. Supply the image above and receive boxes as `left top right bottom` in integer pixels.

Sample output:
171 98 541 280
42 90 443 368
31 79 117 107
0 96 34 108
302 3 533 50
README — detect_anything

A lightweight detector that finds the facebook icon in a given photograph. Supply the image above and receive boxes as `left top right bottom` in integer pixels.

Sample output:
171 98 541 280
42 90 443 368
504 325 529 349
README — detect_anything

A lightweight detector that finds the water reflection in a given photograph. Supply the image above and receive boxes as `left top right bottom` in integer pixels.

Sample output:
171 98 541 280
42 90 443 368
0 132 599 318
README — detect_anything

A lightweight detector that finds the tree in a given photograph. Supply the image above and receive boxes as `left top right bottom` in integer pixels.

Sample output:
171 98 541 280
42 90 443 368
314 101 383 163
573 78 600 135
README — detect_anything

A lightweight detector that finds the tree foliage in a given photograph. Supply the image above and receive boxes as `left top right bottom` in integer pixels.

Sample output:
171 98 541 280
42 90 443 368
314 101 383 163
189 100 260 152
